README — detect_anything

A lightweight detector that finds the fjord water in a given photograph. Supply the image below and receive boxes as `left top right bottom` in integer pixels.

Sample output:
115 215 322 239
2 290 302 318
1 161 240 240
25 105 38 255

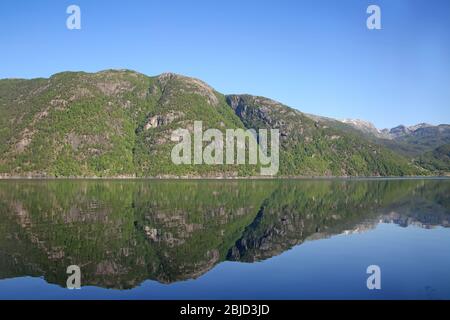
0 179 449 300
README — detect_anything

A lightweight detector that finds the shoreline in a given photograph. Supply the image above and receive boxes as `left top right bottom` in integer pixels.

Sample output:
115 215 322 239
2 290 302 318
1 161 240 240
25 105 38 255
0 175 449 181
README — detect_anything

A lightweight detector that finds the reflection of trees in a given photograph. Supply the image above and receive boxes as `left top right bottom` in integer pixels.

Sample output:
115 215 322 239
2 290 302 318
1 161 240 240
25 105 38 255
0 179 448 289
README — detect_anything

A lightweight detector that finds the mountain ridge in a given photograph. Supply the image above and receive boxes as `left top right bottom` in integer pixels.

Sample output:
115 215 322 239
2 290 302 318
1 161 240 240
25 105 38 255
339 118 450 166
0 69 445 177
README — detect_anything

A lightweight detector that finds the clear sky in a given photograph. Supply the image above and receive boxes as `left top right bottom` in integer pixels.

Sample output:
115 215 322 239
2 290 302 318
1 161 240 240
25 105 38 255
0 0 449 129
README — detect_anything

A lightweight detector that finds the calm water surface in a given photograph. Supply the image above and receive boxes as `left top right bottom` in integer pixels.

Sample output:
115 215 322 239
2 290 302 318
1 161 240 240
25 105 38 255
0 179 449 299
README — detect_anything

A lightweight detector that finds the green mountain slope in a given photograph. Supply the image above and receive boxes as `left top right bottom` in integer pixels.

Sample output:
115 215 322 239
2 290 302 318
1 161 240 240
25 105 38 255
226 94 423 176
0 70 427 177
0 70 259 177
0 70 151 176
416 143 450 175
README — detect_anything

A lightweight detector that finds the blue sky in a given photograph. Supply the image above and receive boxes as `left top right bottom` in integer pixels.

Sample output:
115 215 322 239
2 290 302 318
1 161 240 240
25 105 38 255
0 0 449 129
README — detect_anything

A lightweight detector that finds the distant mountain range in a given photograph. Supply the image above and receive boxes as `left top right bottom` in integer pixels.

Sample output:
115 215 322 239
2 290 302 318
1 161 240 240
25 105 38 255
0 69 448 177
338 118 450 172
342 119 450 149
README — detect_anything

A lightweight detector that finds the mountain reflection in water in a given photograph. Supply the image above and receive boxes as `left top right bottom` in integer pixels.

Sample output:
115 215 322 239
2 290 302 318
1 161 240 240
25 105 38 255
0 179 449 295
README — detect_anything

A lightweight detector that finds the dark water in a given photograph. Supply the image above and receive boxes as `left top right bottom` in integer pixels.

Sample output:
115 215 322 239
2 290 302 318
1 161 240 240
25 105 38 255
0 179 449 300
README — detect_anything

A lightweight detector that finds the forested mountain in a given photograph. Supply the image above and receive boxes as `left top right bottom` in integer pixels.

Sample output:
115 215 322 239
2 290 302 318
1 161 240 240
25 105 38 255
0 70 440 177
